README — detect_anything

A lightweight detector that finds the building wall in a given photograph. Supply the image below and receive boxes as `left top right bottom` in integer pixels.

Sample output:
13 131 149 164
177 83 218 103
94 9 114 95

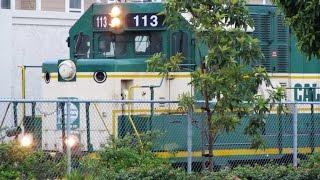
42 0 65 12
13 0 168 11
15 0 96 11
0 9 80 98
85 0 96 10
15 0 21 9
13 0 268 11
0 10 13 98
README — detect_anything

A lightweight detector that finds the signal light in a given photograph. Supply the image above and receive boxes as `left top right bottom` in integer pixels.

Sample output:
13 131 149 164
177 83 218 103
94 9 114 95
110 6 121 17
110 18 121 28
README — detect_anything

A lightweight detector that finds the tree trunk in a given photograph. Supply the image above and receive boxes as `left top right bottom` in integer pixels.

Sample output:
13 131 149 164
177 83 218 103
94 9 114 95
203 87 213 171
201 116 206 170
199 51 215 171
207 114 214 171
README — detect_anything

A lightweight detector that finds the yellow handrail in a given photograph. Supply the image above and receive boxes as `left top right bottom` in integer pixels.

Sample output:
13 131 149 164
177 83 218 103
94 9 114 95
93 103 112 136
18 65 26 119
126 76 165 153
128 85 144 152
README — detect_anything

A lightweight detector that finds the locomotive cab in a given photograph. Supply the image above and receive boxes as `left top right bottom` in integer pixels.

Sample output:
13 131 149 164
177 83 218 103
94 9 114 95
41 2 196 152
42 2 195 99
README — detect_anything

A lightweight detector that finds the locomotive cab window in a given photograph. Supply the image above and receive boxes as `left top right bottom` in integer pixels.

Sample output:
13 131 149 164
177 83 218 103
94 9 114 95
74 34 90 58
98 34 127 57
172 32 188 59
134 33 162 55
135 36 150 55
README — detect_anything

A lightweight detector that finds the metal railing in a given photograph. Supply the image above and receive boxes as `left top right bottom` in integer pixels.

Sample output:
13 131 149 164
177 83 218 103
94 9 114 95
0 99 319 177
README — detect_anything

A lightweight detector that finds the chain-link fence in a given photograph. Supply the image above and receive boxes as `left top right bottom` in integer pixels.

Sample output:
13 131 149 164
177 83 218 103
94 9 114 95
0 99 319 178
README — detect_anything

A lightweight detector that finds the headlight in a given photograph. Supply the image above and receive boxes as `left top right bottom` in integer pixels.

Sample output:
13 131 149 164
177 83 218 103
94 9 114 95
21 134 33 147
65 134 79 148
58 60 76 81
110 17 121 28
110 6 121 17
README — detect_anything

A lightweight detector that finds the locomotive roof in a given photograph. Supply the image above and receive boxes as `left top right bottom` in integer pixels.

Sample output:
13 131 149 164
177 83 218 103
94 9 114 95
69 2 165 35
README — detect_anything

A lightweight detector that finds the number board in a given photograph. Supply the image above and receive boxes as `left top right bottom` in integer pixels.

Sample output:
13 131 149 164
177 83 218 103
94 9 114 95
93 14 111 31
126 13 165 29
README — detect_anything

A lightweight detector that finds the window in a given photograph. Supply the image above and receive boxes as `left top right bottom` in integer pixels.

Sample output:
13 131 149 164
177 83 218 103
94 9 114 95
98 34 127 57
134 33 162 55
172 32 188 58
135 36 150 55
1 0 10 9
69 0 82 13
74 34 90 58
70 0 80 9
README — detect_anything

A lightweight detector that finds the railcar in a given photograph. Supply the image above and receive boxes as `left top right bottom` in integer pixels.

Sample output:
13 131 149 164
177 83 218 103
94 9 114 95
36 2 320 170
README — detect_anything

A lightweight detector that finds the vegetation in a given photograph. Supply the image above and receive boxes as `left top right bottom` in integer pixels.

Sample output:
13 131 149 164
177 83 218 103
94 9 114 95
0 142 32 179
147 0 286 171
0 142 66 179
2 136 320 179
271 0 320 59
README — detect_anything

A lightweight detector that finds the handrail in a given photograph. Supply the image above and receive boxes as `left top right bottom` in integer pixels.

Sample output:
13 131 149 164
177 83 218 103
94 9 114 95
17 65 26 120
127 85 145 152
126 75 166 152
93 103 112 136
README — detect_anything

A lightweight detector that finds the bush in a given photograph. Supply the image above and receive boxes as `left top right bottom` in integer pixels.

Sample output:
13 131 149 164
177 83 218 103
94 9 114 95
24 151 66 179
0 142 32 179
0 141 66 179
116 164 188 180
200 154 320 180
4 135 320 180
297 153 320 180
81 132 190 179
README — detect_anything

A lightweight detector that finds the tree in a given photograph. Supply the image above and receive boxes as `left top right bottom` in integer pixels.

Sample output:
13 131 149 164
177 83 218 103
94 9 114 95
147 0 285 171
271 0 320 59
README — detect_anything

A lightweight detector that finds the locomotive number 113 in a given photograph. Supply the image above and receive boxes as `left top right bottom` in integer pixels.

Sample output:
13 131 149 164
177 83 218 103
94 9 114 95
96 15 108 28
133 14 158 27
93 14 110 30
126 13 165 29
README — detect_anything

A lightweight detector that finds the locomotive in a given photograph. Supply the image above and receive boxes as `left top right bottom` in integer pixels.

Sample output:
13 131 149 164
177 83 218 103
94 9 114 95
38 2 320 169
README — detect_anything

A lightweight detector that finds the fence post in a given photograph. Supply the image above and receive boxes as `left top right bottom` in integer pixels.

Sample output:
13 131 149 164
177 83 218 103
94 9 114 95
86 102 93 152
293 103 298 167
66 100 72 175
13 102 18 127
187 107 193 174
60 102 66 152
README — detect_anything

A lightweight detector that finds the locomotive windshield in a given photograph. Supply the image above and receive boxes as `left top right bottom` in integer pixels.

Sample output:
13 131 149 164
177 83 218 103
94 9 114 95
96 32 162 58
134 33 162 55
98 33 127 57
74 33 90 58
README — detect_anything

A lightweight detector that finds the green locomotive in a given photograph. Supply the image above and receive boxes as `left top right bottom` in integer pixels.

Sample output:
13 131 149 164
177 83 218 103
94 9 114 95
41 2 320 170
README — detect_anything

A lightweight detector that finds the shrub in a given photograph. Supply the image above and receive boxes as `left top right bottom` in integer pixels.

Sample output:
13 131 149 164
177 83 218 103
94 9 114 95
200 154 320 180
24 151 66 179
0 142 32 179
81 132 189 179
